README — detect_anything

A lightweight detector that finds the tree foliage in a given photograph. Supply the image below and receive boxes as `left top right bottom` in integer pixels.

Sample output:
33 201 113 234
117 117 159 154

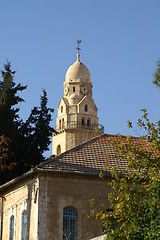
0 61 54 185
90 63 160 239
0 135 15 173
90 111 160 240
153 60 160 89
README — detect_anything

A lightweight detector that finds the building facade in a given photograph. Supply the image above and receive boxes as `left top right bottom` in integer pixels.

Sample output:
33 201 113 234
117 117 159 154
0 166 109 240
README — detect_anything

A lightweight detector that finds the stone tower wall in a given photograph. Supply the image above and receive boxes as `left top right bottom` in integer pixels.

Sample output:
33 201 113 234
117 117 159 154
52 53 103 156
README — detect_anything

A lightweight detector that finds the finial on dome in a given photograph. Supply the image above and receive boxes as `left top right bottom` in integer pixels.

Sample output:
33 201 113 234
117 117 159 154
77 52 80 61
76 39 82 61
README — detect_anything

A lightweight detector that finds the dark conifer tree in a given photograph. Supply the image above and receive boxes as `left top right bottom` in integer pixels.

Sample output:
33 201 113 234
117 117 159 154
0 61 54 185
0 61 26 138
19 89 54 170
0 135 15 183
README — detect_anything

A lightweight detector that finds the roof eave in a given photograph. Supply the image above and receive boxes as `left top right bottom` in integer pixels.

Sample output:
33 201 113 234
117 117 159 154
0 168 39 194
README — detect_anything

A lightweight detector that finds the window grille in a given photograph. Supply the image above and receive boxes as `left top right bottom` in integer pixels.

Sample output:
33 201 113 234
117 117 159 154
63 207 77 240
21 210 27 240
10 216 14 240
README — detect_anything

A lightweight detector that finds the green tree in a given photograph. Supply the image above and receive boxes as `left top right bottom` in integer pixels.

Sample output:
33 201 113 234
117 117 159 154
18 89 54 172
0 61 26 138
0 61 54 185
153 60 160 88
0 61 27 183
0 135 15 176
90 66 160 239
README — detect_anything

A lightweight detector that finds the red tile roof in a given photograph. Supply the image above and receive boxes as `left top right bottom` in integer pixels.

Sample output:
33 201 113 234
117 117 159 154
35 134 148 177
0 134 152 191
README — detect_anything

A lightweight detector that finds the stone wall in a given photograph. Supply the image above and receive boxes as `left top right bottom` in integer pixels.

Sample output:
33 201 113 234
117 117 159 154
38 174 110 240
1 173 110 240
1 177 39 240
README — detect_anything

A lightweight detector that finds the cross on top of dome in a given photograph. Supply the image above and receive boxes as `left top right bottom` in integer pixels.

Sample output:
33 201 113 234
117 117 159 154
76 40 82 61
76 40 82 54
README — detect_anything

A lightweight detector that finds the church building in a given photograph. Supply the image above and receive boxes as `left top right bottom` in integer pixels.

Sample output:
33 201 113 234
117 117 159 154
0 49 130 240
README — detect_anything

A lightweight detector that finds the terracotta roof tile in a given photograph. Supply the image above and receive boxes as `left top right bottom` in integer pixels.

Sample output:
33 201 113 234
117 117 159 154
35 134 149 177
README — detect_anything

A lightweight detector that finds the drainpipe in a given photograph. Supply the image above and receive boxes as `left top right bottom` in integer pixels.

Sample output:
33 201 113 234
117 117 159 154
0 197 3 240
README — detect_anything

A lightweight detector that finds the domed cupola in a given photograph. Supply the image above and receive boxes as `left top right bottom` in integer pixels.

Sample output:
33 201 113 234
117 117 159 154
65 53 91 84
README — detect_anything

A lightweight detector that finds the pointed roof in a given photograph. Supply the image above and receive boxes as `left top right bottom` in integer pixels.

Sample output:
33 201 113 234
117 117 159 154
77 95 98 110
35 133 146 176
57 97 69 108
0 134 150 192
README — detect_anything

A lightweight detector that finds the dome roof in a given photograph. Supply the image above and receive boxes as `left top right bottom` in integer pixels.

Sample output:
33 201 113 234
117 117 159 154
65 53 91 83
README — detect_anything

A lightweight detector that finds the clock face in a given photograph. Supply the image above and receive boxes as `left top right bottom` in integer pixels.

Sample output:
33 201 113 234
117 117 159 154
64 86 69 96
80 85 89 95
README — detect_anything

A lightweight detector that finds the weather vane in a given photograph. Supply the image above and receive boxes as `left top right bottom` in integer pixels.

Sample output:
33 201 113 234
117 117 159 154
76 40 82 54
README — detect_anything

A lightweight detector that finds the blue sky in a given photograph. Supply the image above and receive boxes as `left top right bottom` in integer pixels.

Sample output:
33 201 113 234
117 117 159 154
0 0 160 156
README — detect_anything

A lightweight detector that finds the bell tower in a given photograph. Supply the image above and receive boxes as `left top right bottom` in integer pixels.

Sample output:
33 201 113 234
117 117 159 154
52 47 104 156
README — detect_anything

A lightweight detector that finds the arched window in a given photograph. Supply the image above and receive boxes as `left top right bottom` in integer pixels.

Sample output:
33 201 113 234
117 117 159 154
85 104 88 112
73 86 75 92
63 207 77 240
61 106 63 113
81 118 85 126
62 118 64 129
87 119 90 127
10 215 14 240
57 145 61 155
59 119 61 130
21 210 27 240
